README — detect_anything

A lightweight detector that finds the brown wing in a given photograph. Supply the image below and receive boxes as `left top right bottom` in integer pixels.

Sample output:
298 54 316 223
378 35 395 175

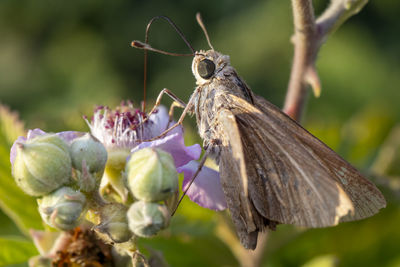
217 94 385 249
218 109 261 249
252 95 386 221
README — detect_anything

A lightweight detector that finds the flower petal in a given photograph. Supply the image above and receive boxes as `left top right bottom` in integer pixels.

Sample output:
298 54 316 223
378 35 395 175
178 161 226 211
10 135 26 166
146 106 170 137
56 131 82 144
132 130 201 168
26 128 46 139
10 128 45 165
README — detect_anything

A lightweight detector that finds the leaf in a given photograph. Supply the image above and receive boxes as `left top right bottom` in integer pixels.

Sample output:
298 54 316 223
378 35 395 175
0 104 43 235
139 233 236 267
302 255 337 267
0 105 24 146
0 236 37 266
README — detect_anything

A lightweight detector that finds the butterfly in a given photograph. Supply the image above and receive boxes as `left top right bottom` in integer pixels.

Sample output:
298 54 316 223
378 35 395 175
132 14 386 250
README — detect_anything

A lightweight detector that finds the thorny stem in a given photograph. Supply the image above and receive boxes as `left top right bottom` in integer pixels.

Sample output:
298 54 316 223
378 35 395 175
284 0 368 122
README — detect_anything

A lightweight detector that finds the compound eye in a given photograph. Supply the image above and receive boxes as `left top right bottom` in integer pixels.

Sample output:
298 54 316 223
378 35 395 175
197 59 215 79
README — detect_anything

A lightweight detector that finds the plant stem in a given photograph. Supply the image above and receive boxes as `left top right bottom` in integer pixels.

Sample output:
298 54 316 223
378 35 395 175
215 213 268 267
284 0 368 121
284 0 317 122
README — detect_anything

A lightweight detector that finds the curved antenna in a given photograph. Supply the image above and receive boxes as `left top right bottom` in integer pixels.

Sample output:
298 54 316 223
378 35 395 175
132 16 195 112
131 15 196 56
196 13 214 50
145 16 195 54
131 41 194 57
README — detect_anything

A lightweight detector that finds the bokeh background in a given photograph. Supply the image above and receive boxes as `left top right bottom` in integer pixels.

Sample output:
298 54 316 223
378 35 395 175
0 0 399 266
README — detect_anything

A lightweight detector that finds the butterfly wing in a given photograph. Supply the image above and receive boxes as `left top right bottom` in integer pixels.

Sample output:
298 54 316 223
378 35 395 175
216 94 385 249
218 108 263 249
252 95 386 221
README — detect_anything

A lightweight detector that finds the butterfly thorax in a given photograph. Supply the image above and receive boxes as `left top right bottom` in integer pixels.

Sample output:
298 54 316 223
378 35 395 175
190 50 254 161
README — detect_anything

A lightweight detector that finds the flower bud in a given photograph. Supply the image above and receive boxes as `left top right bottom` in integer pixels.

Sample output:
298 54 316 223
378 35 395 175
127 201 170 238
37 187 86 230
12 134 72 196
126 148 178 202
70 133 107 173
96 203 133 243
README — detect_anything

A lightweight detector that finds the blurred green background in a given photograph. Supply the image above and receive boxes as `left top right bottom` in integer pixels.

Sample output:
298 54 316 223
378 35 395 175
0 0 400 266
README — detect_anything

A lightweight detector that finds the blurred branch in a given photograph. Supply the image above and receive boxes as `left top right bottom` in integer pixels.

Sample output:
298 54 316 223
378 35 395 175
284 0 368 121
370 124 400 175
367 173 400 203
367 124 400 202
215 213 268 267
317 0 368 38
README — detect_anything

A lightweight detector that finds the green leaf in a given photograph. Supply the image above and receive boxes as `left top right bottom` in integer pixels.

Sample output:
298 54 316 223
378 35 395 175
302 255 337 267
0 105 43 236
0 236 37 266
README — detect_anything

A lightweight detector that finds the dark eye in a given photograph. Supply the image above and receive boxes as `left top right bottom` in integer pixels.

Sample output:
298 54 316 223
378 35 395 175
197 59 215 79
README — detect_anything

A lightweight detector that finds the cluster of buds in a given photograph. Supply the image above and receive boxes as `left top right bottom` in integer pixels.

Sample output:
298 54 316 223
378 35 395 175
93 148 178 246
10 102 227 265
11 130 108 231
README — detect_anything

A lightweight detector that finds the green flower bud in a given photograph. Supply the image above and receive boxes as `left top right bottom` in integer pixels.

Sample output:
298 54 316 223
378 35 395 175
70 133 107 173
126 148 178 202
96 203 133 243
12 134 72 196
127 201 170 238
38 186 86 230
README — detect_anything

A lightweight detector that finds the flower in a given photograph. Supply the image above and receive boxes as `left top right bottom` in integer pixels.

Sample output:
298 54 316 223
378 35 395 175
85 102 201 203
87 102 201 165
86 101 226 211
9 102 227 213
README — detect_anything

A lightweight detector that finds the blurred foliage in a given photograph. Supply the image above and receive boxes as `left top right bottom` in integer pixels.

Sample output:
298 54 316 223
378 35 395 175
0 106 43 237
0 237 37 266
0 0 399 266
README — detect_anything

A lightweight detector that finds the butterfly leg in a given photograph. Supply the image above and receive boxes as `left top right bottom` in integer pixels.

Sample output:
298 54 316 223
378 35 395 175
140 90 197 142
146 88 186 120
164 100 187 131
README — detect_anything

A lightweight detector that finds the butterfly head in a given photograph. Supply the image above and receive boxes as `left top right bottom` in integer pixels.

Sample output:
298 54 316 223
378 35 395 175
192 50 230 86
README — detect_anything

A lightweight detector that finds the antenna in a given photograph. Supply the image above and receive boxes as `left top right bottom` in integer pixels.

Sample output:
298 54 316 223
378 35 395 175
132 15 195 112
196 13 214 50
131 41 194 57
